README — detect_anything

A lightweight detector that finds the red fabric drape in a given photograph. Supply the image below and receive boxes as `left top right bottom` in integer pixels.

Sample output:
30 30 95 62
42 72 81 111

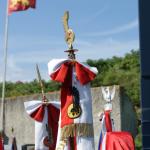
75 62 96 85
100 111 135 150
0 136 3 150
47 104 60 150
30 105 45 122
30 104 60 150
50 61 96 85
50 62 71 84
106 132 135 150
104 111 112 132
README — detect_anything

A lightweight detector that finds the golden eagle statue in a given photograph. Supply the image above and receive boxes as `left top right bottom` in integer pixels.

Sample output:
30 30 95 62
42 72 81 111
62 11 75 49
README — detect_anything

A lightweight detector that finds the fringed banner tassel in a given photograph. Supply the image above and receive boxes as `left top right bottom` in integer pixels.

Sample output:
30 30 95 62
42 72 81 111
61 123 94 139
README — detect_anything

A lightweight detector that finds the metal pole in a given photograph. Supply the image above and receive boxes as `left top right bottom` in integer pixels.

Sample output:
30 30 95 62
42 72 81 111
1 0 9 135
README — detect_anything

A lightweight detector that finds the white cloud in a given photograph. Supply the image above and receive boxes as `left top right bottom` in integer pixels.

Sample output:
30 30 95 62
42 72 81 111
84 19 138 37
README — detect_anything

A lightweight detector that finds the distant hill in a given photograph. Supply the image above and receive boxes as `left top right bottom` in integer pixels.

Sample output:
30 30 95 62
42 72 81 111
0 50 140 106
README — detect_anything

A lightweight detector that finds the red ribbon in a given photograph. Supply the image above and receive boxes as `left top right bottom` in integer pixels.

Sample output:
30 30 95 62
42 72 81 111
75 62 96 85
104 111 112 132
50 61 96 85
30 105 45 122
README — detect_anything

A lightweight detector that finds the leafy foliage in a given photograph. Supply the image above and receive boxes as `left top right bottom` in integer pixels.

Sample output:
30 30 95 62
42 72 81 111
87 50 140 106
135 126 142 149
0 80 61 97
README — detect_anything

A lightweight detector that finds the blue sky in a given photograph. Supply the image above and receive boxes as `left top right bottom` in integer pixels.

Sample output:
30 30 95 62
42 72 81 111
0 0 139 81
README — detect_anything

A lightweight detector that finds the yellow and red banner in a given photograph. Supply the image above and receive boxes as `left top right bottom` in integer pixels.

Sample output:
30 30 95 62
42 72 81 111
8 0 36 15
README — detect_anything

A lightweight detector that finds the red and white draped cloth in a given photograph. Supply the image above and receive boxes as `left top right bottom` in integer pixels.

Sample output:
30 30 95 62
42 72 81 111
99 111 135 150
48 59 98 150
24 100 60 150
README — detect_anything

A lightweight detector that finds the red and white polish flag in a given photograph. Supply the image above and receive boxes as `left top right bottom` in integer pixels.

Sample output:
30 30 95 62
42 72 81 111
48 59 98 150
24 100 60 150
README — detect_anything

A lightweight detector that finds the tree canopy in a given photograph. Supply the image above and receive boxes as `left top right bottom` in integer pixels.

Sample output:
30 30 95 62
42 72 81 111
87 50 140 106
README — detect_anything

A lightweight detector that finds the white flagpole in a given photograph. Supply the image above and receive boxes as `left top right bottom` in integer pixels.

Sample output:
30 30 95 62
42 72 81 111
1 0 9 135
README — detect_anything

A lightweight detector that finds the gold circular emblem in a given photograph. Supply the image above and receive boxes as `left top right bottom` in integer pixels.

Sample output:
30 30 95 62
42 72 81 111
67 103 82 119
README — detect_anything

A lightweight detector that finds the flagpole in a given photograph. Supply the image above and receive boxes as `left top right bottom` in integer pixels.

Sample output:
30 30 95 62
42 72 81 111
1 0 9 136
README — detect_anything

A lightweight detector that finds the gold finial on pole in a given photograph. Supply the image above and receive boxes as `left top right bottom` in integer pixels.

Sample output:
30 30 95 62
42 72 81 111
62 11 75 50
62 11 78 60
36 64 48 103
